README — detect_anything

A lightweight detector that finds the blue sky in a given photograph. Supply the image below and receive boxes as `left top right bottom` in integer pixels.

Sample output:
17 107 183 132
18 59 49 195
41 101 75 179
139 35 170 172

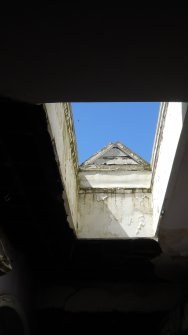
71 102 160 164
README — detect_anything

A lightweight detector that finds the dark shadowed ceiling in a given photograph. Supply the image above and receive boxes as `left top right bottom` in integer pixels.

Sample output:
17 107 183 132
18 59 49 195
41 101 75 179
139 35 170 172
0 9 188 103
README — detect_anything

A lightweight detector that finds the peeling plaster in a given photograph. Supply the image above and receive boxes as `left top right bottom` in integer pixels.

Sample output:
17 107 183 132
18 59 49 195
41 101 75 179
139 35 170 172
96 195 108 202
78 191 153 238
78 141 153 238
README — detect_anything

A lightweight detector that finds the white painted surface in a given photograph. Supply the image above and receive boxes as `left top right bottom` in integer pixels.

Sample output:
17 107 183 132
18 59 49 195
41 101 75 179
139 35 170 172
152 102 186 233
45 103 78 231
78 191 153 238
79 170 151 189
156 106 188 255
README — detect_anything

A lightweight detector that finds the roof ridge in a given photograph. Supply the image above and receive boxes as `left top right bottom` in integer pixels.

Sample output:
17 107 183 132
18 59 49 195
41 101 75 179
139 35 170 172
81 141 149 166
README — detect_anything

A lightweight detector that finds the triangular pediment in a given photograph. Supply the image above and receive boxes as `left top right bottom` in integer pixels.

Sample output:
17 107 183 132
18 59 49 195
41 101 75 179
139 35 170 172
81 142 149 167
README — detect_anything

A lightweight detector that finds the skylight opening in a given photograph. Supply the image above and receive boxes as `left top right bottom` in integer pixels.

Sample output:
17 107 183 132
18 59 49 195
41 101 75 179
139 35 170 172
71 102 160 165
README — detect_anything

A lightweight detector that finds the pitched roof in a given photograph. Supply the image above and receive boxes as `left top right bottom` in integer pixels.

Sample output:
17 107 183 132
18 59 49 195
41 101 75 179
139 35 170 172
81 141 149 167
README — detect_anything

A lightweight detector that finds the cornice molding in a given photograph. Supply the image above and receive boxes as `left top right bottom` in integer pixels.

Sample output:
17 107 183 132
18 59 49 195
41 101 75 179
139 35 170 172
63 102 78 174
151 102 168 187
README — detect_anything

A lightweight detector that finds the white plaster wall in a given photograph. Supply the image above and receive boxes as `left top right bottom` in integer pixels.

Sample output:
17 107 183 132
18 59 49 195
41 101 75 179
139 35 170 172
78 191 153 238
45 103 78 231
155 106 188 256
79 170 151 189
152 102 186 233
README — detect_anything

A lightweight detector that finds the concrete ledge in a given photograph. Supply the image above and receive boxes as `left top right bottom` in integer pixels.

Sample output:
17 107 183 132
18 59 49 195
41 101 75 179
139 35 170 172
79 170 151 189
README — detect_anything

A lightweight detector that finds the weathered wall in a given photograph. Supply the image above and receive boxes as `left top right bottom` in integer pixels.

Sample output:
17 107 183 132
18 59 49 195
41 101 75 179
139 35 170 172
151 102 187 234
79 169 151 189
78 190 153 238
45 103 78 232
